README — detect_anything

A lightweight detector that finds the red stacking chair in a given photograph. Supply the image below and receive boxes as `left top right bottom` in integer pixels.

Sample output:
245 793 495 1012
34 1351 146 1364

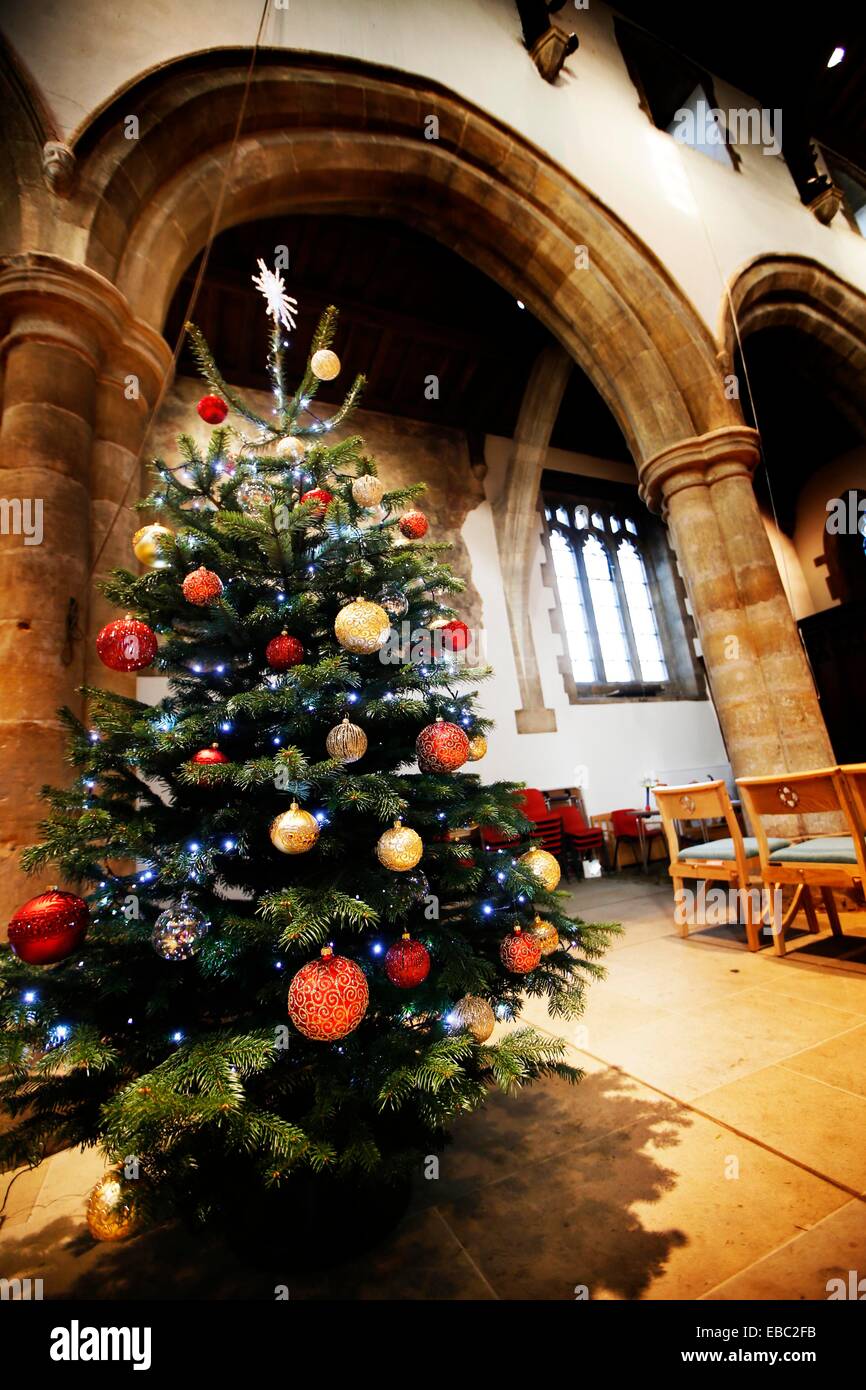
479 789 561 858
517 788 549 818
611 808 666 871
559 804 606 875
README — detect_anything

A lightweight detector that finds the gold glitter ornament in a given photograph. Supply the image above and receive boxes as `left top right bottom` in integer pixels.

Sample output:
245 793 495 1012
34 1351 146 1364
270 800 321 854
449 995 495 1043
467 734 488 761
132 523 173 568
352 474 385 508
519 847 561 891
334 597 391 654
276 435 306 463
86 1170 143 1242
325 716 368 764
530 916 560 955
376 819 423 872
311 348 340 381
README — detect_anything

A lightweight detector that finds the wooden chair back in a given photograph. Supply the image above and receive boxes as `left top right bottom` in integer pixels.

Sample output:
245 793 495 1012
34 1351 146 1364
736 767 866 879
653 780 747 878
840 764 866 840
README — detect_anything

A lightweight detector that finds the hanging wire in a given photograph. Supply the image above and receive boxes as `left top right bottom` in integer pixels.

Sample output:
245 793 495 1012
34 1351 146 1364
88 0 272 582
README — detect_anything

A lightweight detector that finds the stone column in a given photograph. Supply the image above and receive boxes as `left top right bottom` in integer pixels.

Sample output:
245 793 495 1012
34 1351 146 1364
492 343 572 733
640 425 834 778
0 256 171 924
87 334 172 694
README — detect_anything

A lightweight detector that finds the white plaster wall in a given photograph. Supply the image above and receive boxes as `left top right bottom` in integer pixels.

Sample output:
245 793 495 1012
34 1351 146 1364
6 0 866 330
760 511 816 622
794 446 866 614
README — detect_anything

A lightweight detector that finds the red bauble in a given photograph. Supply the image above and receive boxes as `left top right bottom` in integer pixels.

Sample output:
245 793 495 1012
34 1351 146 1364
500 926 541 975
266 631 305 671
191 743 229 765
8 889 89 965
288 947 369 1041
182 567 223 606
440 619 471 652
385 932 431 989
300 488 333 517
197 394 228 425
96 617 157 672
399 509 428 539
416 717 470 772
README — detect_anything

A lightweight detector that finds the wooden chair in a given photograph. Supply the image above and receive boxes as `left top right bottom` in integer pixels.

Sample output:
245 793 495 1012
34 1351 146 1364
736 767 866 956
839 764 866 856
653 780 788 951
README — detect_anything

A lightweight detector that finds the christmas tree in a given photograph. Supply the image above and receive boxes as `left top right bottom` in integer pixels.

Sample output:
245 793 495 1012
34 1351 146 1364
0 261 614 1237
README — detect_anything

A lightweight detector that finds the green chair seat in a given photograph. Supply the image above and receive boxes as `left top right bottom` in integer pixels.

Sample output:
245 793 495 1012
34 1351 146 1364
678 836 789 862
769 836 859 865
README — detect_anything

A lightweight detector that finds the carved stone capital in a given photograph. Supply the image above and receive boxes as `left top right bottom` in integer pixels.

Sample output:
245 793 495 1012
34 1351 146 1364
41 140 76 197
639 425 762 514
529 25 579 83
0 253 173 402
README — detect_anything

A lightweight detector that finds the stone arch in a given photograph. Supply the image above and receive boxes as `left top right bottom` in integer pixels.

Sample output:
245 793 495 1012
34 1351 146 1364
62 50 736 467
720 253 866 438
0 35 63 255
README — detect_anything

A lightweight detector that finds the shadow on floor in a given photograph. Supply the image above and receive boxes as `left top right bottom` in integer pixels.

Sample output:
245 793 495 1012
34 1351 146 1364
0 1066 692 1300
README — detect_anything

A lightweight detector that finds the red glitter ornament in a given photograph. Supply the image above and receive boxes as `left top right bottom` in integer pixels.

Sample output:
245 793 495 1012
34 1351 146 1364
500 926 541 975
191 743 229 766
439 618 471 652
96 616 157 672
384 931 431 989
266 630 305 671
416 717 470 772
8 889 89 965
399 509 428 539
300 488 333 517
197 395 228 424
182 567 223 606
288 946 369 1041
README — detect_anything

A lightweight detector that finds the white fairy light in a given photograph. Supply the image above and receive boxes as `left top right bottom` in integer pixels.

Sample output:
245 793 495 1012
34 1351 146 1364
252 258 298 333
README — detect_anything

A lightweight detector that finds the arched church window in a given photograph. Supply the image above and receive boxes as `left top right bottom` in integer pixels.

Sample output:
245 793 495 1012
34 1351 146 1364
542 483 703 702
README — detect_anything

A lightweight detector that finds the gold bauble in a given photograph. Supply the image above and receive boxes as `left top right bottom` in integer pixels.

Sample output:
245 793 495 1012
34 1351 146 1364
334 598 391 654
352 474 385 508
450 995 495 1044
531 916 560 956
325 716 368 764
467 734 487 762
311 348 341 381
276 435 306 463
132 523 173 569
519 847 561 891
270 800 321 854
376 819 423 872
86 1170 142 1242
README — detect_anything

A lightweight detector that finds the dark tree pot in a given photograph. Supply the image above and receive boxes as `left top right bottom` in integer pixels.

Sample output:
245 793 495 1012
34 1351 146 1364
219 1168 413 1272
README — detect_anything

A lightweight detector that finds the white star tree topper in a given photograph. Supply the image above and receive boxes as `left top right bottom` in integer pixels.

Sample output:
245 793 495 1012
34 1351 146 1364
251 258 299 333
